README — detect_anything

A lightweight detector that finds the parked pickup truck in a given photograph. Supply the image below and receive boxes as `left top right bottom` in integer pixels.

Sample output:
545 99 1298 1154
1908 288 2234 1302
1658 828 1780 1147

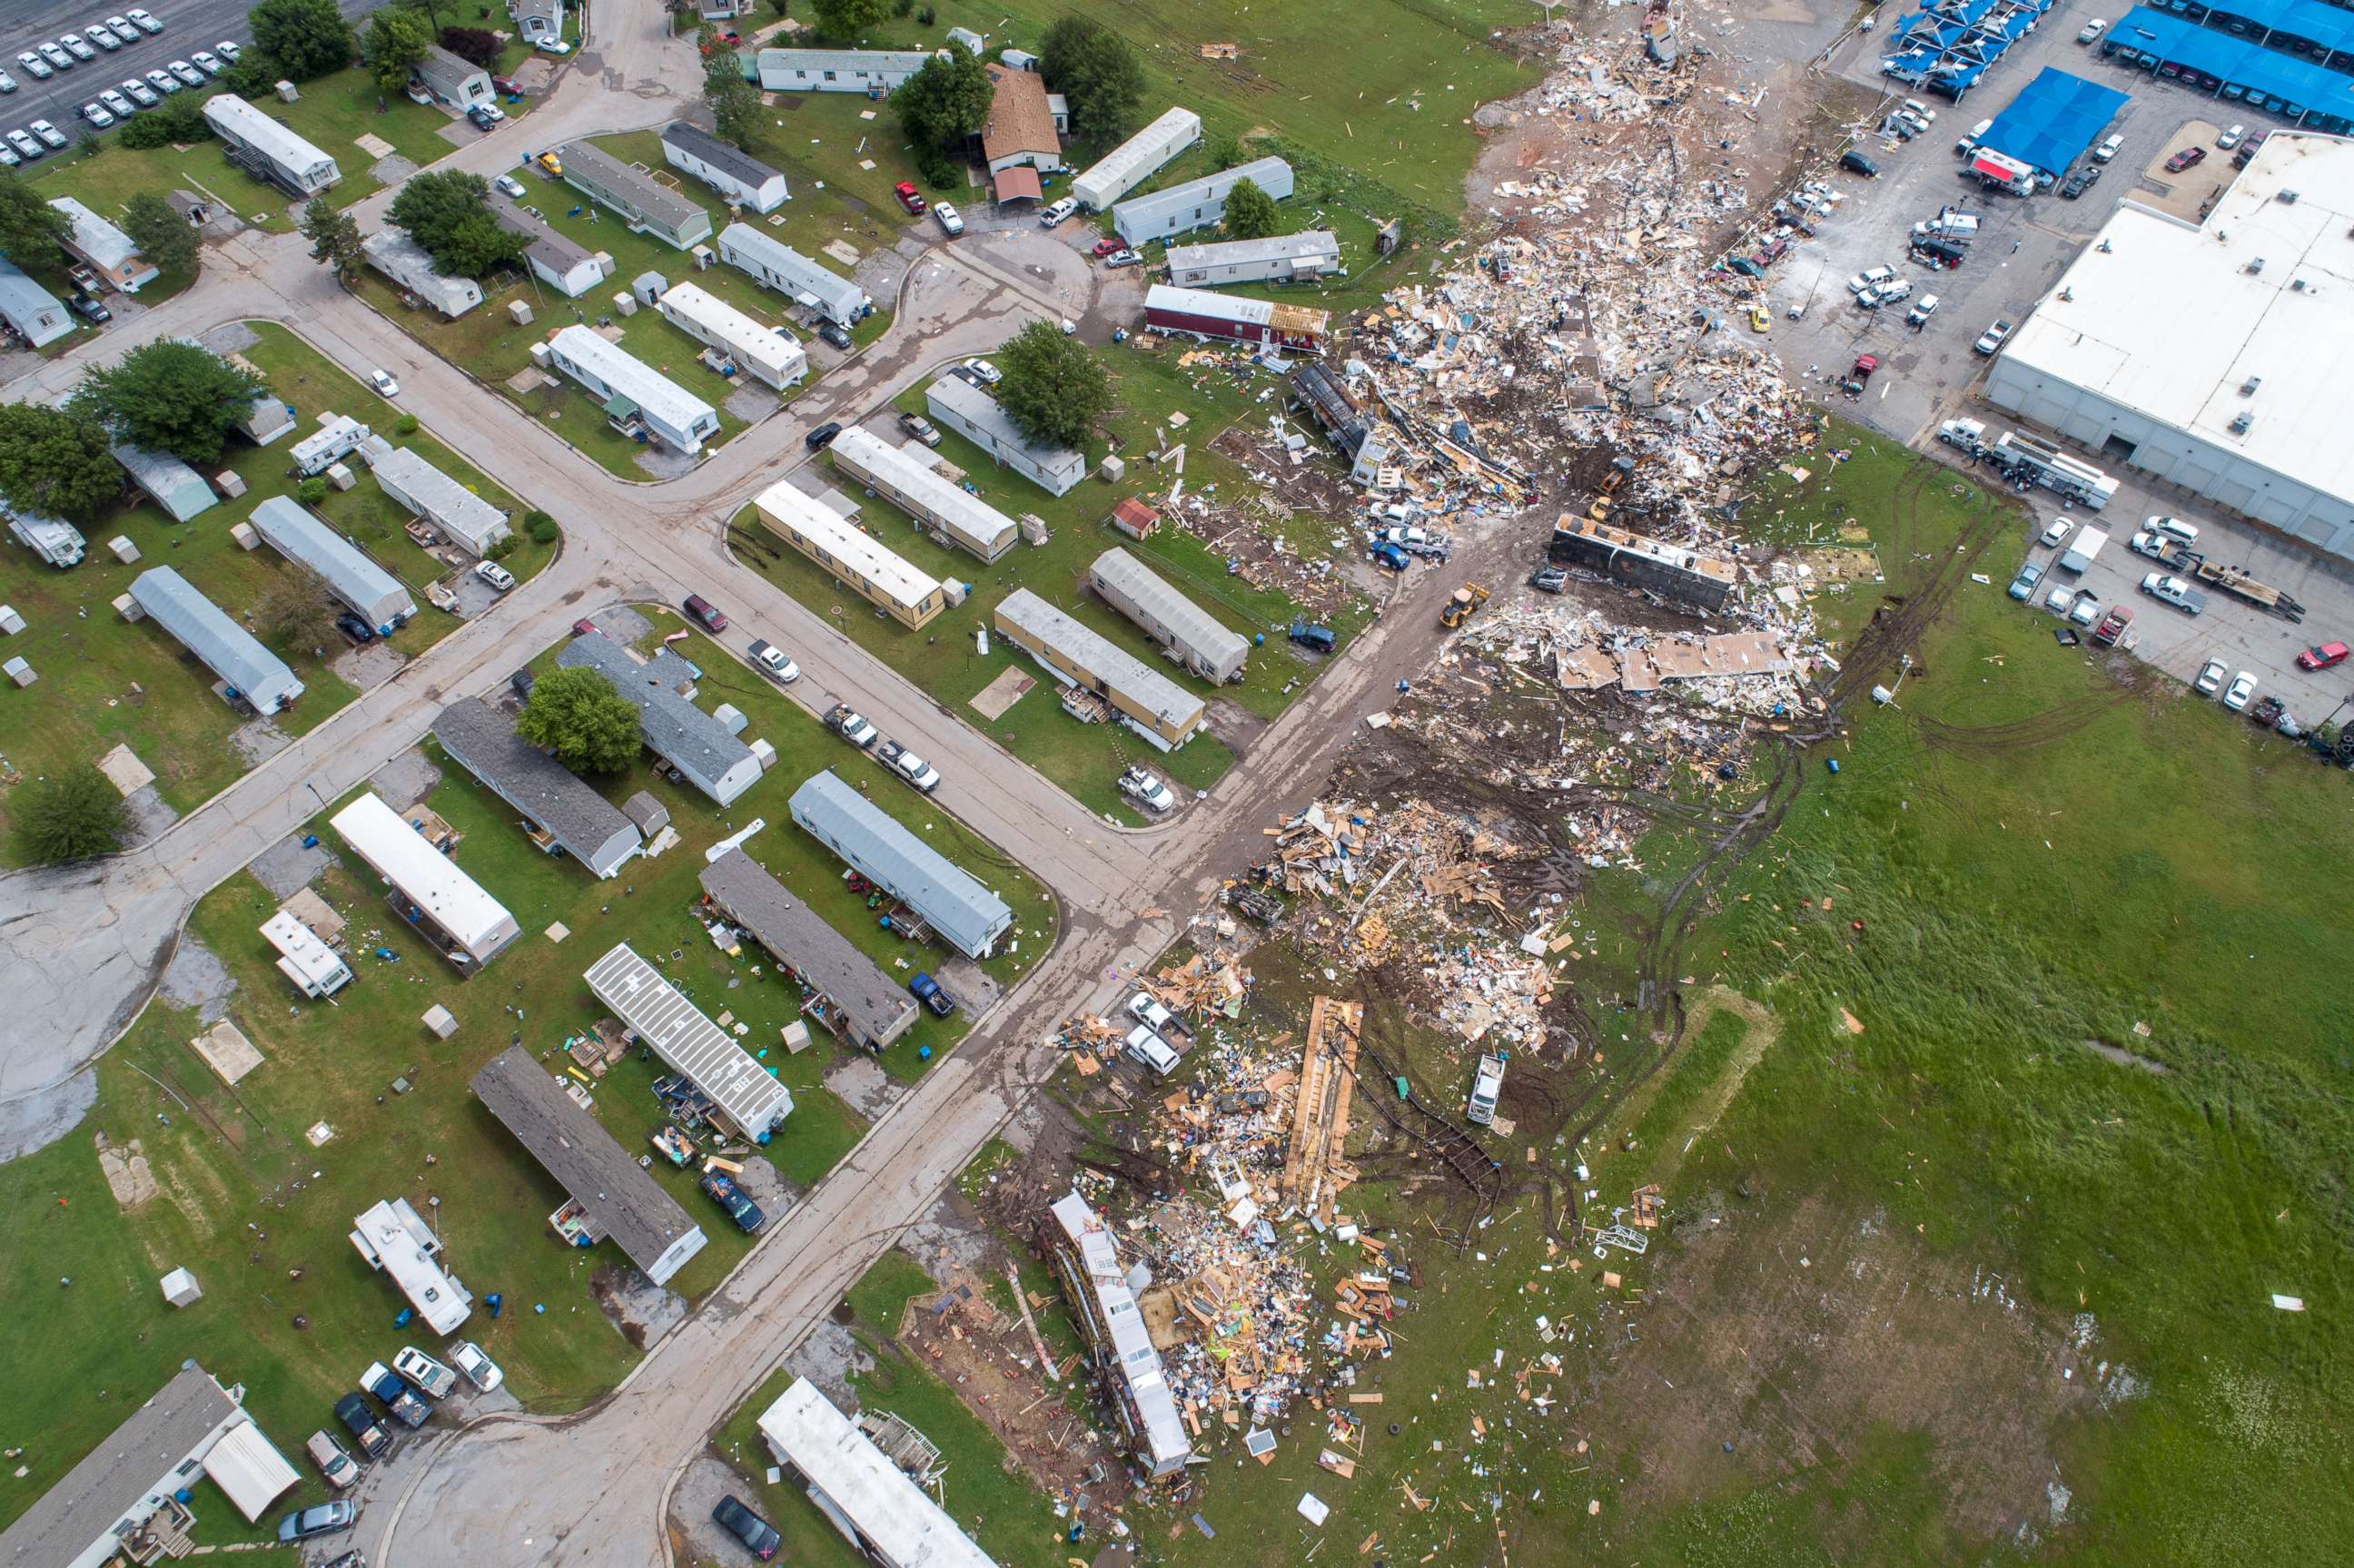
875 740 941 793
825 704 878 748
907 972 956 1017
360 1364 430 1430
333 1394 391 1460
2140 572 2209 616
747 639 799 684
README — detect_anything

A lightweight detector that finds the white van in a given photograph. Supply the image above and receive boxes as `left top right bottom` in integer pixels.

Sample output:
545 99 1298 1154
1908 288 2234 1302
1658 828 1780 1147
1123 1024 1180 1077
2149 515 2200 546
1467 1054 1506 1125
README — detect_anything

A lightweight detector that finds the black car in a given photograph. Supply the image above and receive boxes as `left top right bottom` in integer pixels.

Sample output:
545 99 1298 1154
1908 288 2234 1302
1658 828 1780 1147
1839 149 1879 177
700 1172 767 1234
816 321 854 350
2060 165 2101 199
1528 567 1568 594
714 1496 781 1560
68 291 111 322
804 420 841 449
335 612 376 646
333 1395 391 1460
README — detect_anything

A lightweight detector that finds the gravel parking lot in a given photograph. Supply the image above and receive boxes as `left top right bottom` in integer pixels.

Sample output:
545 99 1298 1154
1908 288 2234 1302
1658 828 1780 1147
1751 3 2354 728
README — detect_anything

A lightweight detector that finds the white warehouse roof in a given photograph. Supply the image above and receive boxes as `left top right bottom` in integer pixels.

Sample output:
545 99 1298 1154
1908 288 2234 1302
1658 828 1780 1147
549 324 718 442
757 1378 998 1568
332 792 517 956
829 425 1019 558
584 942 795 1138
752 479 943 616
1996 131 2354 518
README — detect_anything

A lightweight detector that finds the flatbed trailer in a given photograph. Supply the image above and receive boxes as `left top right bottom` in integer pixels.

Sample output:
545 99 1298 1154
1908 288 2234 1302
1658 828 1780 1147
2193 560 2307 621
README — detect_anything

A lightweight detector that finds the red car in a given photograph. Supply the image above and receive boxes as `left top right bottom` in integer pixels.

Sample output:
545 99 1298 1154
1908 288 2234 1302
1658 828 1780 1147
1092 236 1124 257
684 594 727 633
2166 146 2207 173
893 180 926 215
2295 641 2349 671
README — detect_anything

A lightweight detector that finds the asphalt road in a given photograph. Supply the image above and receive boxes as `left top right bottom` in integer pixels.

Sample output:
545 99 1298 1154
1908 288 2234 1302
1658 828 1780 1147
0 0 384 157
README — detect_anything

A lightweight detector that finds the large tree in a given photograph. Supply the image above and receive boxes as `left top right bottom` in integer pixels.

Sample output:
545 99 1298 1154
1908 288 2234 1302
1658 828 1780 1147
438 26 500 69
1222 176 1279 240
388 171 527 278
994 321 1110 452
300 197 366 277
517 667 643 774
253 563 342 651
0 405 124 524
893 42 991 182
249 0 358 82
364 5 435 95
69 340 266 467
122 192 200 278
699 25 762 150
12 764 132 865
1040 16 1144 146
809 0 891 40
0 171 72 264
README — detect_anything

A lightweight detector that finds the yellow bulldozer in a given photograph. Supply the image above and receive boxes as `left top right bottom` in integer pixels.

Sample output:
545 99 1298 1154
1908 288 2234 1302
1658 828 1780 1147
1439 583 1492 629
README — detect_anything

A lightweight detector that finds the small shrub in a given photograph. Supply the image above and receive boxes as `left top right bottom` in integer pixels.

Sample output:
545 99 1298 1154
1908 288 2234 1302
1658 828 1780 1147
528 513 559 544
486 532 518 560
916 5 935 24
394 412 420 436
892 0 915 15
295 477 330 505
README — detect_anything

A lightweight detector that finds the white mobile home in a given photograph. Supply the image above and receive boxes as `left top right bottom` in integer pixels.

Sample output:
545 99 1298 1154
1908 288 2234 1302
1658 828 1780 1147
350 1197 472 1333
925 375 1085 496
367 444 511 556
789 770 1013 960
113 443 216 523
661 122 790 213
0 258 72 348
994 588 1208 752
752 479 945 630
545 324 721 455
657 281 807 391
49 196 159 293
415 44 492 108
1113 155 1295 246
755 47 934 94
289 412 371 477
1071 107 1202 211
332 791 520 967
363 228 485 319
558 141 715 250
128 567 304 715
585 942 795 1139
829 425 1018 562
203 94 341 195
1166 230 1340 288
717 222 869 326
757 1379 998 1568
247 496 416 631
556 632 762 805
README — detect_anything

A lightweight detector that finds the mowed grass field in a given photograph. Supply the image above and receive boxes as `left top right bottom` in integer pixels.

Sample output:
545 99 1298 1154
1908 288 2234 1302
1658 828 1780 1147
735 346 1366 823
0 613 1054 1545
0 321 555 864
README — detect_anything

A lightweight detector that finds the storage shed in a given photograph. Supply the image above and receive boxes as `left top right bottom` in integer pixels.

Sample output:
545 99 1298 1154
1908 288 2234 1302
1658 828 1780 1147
788 771 1013 960
247 496 417 631
127 567 304 715
1087 546 1250 682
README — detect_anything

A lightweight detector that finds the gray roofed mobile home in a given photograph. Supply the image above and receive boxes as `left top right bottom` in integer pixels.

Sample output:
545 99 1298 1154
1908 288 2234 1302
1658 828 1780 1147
128 567 305 714
556 632 761 806
716 222 868 326
112 443 216 523
471 1045 707 1283
362 229 484 319
0 257 72 348
1165 230 1340 288
367 445 511 555
1045 1192 1192 1478
585 942 795 1138
247 496 418 630
203 94 341 194
1112 155 1294 246
827 426 1018 562
0 1365 245 1568
559 141 715 250
789 771 1013 960
1088 547 1250 683
490 193 610 298
924 375 1086 497
433 698 643 878
48 196 159 293
701 850 916 1050
416 44 492 106
756 46 934 94
661 121 790 213
1071 106 1202 211
993 588 1207 751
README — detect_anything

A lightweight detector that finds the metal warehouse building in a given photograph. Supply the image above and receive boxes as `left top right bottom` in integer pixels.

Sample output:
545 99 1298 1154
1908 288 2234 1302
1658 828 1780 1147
1985 130 2354 559
367 443 511 556
756 46 934 94
1087 546 1250 683
717 223 870 326
788 770 1013 960
925 376 1085 497
113 442 215 523
585 942 795 1139
757 1379 998 1568
203 94 341 195
994 589 1207 751
661 121 790 212
433 698 646 879
1070 106 1202 211
362 228 485 319
128 567 304 715
656 281 807 391
829 426 1019 561
545 325 722 455
1166 230 1340 288
247 496 417 632
1142 283 1330 354
331 792 520 968
751 479 945 628
558 140 715 250
472 1045 707 1285
701 849 916 1051
557 632 762 805
1112 155 1294 246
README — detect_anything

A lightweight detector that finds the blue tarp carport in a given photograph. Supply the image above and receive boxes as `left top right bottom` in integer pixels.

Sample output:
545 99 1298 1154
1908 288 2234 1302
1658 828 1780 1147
2175 0 2354 75
2103 8 2354 133
1978 66 2133 173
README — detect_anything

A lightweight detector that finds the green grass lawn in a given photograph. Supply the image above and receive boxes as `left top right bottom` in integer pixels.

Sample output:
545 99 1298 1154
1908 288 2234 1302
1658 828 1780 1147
0 321 553 864
735 348 1363 822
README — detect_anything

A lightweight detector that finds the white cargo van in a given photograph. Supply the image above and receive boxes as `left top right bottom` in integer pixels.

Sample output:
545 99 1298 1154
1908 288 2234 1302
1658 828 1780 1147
1467 1054 1506 1125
